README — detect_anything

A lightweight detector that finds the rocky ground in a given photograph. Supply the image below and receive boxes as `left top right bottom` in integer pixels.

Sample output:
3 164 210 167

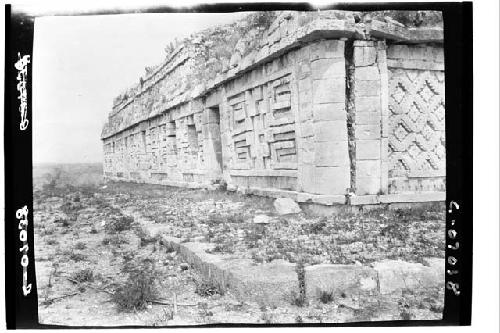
34 172 445 326
107 182 445 265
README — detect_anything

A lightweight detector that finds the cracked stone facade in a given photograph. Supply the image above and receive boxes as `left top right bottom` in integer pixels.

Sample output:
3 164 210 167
101 10 446 205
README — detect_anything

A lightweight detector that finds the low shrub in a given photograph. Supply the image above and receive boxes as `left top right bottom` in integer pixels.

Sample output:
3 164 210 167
194 277 225 297
318 290 334 304
75 241 86 250
112 260 158 312
56 219 71 227
69 252 87 262
290 259 307 307
102 235 128 246
305 218 328 234
105 215 134 233
136 228 158 247
71 268 94 283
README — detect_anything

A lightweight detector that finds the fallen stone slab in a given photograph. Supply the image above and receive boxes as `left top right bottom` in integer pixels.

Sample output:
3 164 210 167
253 214 273 224
274 197 302 215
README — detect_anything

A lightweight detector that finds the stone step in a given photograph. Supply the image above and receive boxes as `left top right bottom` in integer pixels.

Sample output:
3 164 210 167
157 234 444 307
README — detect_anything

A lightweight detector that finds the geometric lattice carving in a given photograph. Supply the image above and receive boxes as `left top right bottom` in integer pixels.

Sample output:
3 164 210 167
228 73 297 171
388 68 446 193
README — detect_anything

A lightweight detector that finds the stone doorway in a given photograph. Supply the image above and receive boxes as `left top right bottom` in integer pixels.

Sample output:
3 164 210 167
208 106 223 172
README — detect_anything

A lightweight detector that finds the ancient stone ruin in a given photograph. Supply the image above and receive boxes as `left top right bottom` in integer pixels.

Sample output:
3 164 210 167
101 10 445 206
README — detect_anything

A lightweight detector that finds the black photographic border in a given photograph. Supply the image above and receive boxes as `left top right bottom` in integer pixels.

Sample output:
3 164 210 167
4 1 472 328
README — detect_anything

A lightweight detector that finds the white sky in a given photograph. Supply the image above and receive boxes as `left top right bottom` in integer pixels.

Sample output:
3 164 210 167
33 12 247 164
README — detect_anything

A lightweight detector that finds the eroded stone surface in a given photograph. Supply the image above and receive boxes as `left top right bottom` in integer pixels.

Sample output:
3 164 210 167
372 259 444 294
101 11 445 205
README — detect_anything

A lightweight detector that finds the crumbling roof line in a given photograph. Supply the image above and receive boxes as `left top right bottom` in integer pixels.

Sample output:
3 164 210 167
102 13 443 140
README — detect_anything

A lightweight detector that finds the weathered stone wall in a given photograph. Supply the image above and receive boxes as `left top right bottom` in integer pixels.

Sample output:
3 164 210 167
102 11 445 205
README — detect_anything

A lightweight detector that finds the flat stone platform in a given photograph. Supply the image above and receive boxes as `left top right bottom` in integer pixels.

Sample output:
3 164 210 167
142 222 444 307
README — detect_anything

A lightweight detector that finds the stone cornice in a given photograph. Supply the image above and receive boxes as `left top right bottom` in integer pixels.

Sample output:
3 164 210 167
101 15 443 140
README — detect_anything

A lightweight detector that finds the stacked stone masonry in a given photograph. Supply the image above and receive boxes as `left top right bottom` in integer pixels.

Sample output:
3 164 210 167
102 11 446 205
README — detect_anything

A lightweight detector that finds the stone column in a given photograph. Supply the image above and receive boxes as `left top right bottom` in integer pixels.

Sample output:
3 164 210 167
350 40 388 198
296 40 350 197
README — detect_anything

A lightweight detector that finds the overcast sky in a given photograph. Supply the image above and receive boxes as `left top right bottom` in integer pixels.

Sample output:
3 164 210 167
33 12 247 164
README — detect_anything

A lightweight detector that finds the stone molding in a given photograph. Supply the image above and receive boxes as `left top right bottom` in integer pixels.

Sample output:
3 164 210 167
102 14 443 140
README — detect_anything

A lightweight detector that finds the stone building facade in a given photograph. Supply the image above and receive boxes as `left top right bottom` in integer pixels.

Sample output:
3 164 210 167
101 11 445 206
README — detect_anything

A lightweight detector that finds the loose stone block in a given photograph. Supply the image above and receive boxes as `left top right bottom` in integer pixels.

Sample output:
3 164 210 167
274 197 302 215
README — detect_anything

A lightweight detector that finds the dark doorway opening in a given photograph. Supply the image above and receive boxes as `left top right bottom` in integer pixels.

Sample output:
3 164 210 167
208 106 223 171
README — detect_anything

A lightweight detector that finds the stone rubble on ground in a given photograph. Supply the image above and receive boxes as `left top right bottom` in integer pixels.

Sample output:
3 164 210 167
273 198 302 215
253 215 273 224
